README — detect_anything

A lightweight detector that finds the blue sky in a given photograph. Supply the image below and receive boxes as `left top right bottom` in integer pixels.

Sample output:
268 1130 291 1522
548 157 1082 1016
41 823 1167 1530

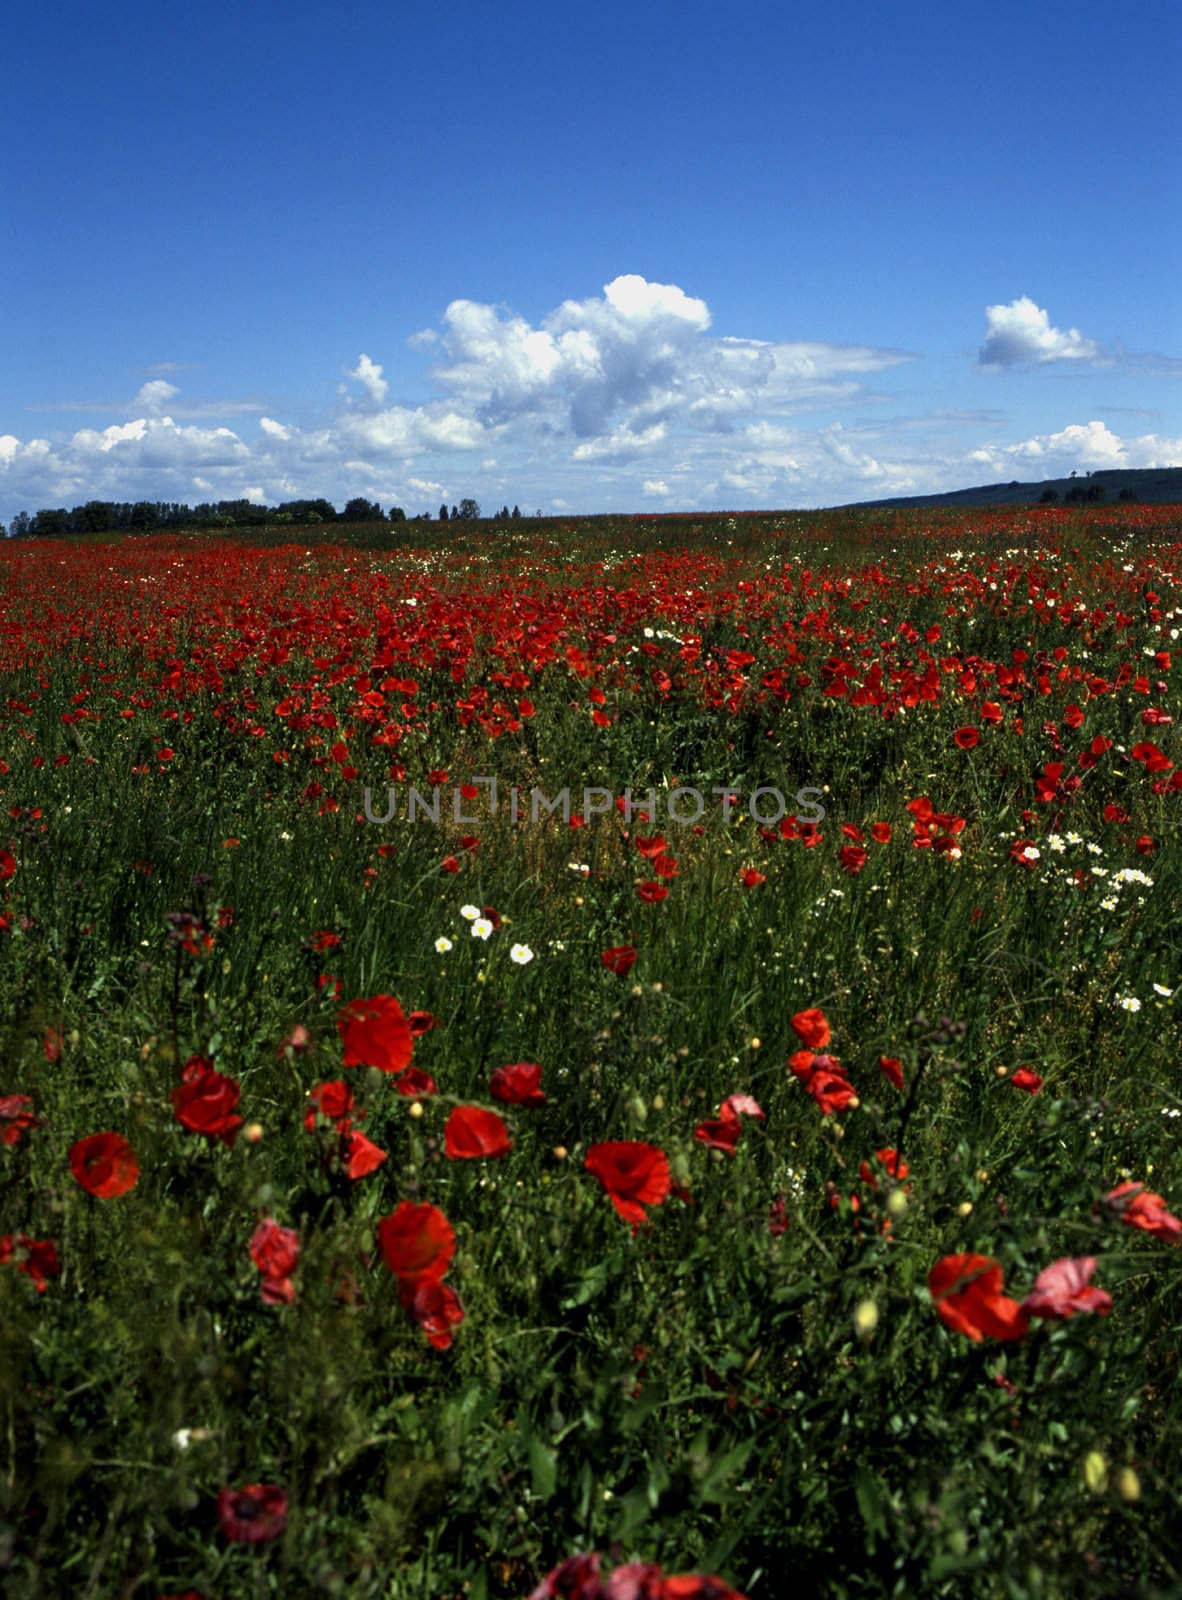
2 0 1179 521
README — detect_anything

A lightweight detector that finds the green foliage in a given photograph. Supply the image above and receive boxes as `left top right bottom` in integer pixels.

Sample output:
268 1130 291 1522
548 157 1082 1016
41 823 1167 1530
0 506 1180 1597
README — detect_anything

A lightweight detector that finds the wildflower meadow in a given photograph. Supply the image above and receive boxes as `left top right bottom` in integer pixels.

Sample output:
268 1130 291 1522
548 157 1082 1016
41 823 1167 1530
1 503 1180 1599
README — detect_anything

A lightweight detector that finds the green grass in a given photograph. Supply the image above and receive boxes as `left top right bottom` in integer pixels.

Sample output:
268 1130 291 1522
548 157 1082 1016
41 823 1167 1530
0 505 1180 1598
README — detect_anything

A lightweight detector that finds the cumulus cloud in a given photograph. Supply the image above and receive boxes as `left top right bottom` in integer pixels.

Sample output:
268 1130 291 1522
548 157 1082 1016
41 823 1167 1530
423 274 908 440
4 275 1175 521
979 297 1102 367
969 419 1182 472
132 379 180 415
348 354 389 406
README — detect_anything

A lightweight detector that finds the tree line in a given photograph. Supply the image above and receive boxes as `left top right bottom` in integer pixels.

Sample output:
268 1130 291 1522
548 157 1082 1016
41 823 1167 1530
1 497 532 538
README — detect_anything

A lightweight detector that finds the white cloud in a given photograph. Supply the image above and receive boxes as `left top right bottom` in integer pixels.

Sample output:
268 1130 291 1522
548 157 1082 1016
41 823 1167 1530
423 274 907 439
4 276 1176 522
979 297 1102 367
339 405 486 457
348 354 389 406
132 379 180 415
971 419 1182 472
572 423 667 462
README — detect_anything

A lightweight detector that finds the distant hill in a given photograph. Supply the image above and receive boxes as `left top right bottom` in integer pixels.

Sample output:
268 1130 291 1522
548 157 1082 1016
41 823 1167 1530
836 466 1182 511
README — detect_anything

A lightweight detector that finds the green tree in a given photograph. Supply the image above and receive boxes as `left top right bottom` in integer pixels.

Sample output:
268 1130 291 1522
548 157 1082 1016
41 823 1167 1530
342 497 382 522
457 498 480 521
31 508 70 536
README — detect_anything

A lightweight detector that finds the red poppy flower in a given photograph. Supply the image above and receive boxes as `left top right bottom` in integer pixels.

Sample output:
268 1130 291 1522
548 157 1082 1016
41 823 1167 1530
694 1116 741 1153
444 1105 512 1160
337 994 414 1074
929 1254 1030 1343
871 822 892 843
0 850 17 880
1131 741 1172 772
953 727 980 749
858 1148 909 1189
0 1233 60 1293
1009 1067 1043 1094
375 1201 455 1286
171 1056 244 1147
408 1009 437 1035
790 1008 831 1049
69 1131 139 1198
789 1050 858 1114
637 881 667 903
663 1576 749 1600
399 1278 465 1349
304 1080 354 1129
838 845 868 874
1103 1181 1182 1243
584 1141 671 1226
489 1061 547 1106
739 867 766 888
1021 1256 1112 1320
394 1066 437 1097
341 1126 387 1180
528 1553 603 1600
0 1093 39 1147
634 834 666 859
602 945 638 976
215 1483 288 1543
250 1219 300 1305
879 1055 905 1092
720 1093 763 1122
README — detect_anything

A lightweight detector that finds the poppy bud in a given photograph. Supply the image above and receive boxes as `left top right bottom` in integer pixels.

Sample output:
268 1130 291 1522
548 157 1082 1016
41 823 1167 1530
1117 1467 1140 1501
886 1189 908 1219
408 1101 424 1119
627 1095 647 1124
853 1299 878 1339
1083 1451 1108 1494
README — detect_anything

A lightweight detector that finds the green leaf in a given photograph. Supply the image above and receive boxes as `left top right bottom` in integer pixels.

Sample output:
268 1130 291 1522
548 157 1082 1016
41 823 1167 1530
561 1259 610 1309
855 1463 888 1548
528 1434 557 1501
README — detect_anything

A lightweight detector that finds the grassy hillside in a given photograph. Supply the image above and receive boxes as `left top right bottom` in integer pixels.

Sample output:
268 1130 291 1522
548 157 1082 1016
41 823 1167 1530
838 465 1182 511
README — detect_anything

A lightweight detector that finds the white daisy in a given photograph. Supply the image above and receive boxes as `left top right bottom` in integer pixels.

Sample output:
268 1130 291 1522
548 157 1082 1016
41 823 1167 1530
510 943 534 965
471 917 494 940
459 904 480 921
434 936 453 954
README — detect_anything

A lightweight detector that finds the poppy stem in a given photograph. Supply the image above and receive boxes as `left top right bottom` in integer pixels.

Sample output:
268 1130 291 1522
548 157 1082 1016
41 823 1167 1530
893 1045 931 1165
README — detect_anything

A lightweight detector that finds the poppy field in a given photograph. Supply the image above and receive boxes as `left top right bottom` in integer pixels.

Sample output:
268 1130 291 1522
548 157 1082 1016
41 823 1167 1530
1 503 1181 1599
